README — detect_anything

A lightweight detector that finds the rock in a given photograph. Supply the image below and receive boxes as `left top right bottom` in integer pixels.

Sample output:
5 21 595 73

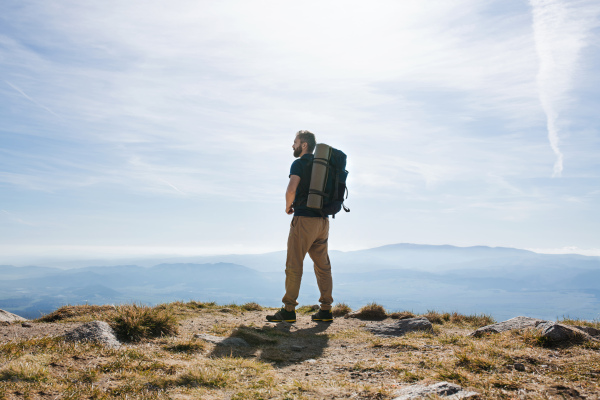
194 333 249 347
393 381 479 399
64 321 121 349
514 363 526 371
537 322 591 343
0 309 27 324
291 345 305 352
470 316 547 337
574 325 600 338
366 317 433 337
21 322 33 328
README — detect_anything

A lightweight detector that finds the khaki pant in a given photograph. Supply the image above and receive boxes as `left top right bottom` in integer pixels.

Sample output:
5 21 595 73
282 216 333 312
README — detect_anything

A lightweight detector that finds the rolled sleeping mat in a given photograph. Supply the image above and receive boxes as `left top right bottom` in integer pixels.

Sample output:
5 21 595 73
307 143 332 209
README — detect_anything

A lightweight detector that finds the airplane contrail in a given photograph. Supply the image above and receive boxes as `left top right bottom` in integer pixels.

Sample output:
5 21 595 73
5 80 61 118
159 178 186 195
530 0 599 177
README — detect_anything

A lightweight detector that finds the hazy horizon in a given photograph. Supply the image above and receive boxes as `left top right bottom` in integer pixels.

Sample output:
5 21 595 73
2 242 600 268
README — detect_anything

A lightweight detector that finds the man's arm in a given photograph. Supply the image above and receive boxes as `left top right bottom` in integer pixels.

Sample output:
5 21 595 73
286 175 301 214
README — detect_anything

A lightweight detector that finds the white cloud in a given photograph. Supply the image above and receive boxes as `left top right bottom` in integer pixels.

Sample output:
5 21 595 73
530 0 600 177
529 246 600 257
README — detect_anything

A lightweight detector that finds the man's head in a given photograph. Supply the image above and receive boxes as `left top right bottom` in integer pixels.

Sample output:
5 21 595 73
293 130 316 158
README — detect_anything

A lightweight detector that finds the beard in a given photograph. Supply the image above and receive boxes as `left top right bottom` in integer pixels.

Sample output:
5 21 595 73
293 147 302 158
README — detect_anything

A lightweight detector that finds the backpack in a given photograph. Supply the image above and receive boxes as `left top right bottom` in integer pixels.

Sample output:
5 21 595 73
307 143 350 218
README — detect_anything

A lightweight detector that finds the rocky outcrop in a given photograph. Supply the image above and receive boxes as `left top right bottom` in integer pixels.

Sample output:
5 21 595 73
471 317 598 344
366 317 433 337
393 381 479 399
536 322 594 343
64 321 121 349
0 309 27 325
470 316 547 337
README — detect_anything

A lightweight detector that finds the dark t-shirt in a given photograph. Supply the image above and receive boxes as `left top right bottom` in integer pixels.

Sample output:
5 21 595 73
289 154 324 218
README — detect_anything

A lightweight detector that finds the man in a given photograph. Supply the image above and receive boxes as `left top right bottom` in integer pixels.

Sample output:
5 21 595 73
266 130 334 323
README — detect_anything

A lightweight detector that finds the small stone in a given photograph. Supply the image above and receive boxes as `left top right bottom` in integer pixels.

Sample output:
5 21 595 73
393 381 479 400
366 317 433 337
385 354 390 358
63 321 120 349
514 363 526 371
305 359 317 363
305 372 309 376
21 322 33 328
291 345 305 352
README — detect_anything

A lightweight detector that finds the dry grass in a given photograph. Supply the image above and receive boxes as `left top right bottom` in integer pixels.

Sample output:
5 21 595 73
111 304 178 342
389 311 415 320
422 310 494 327
35 304 116 322
350 302 388 321
332 302 352 317
241 302 263 311
162 336 206 354
296 304 320 314
560 317 600 329
2 302 599 399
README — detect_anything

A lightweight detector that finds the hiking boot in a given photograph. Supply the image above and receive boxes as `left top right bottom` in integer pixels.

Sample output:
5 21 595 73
266 308 296 323
311 309 333 322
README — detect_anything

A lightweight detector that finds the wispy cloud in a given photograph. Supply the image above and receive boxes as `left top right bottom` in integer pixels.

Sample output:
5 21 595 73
530 0 600 177
5 80 61 118
1 210 36 226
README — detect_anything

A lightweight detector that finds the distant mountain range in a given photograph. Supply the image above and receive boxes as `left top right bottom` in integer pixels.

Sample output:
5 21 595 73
1 244 599 321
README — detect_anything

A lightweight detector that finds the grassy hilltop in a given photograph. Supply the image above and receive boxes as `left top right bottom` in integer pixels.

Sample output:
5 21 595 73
1 302 599 399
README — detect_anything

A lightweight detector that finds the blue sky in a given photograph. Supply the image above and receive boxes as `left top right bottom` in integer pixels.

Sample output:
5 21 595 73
1 0 599 264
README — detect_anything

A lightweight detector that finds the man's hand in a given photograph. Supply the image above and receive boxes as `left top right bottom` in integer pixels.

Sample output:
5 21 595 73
286 205 294 215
